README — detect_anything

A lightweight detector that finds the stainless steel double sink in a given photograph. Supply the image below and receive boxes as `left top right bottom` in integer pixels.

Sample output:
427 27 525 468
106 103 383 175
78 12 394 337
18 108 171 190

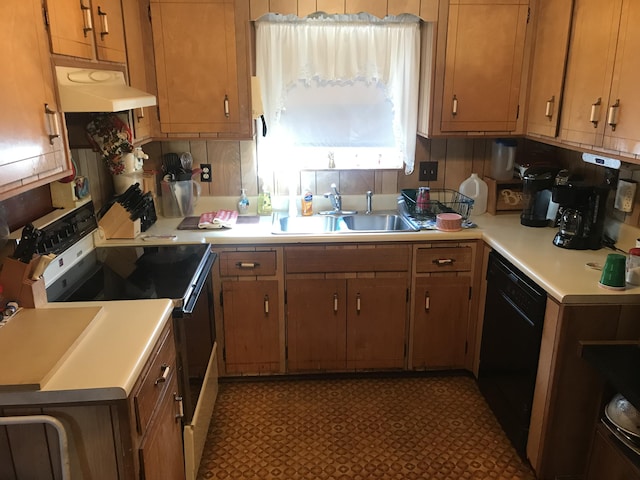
272 212 419 234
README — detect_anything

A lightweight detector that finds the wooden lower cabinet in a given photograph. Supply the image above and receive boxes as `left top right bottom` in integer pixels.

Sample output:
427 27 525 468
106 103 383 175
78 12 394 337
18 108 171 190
222 279 280 374
0 321 185 479
286 277 408 372
412 276 470 369
587 424 640 480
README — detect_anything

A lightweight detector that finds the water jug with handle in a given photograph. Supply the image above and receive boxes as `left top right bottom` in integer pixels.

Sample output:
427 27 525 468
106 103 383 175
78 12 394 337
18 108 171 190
459 173 488 216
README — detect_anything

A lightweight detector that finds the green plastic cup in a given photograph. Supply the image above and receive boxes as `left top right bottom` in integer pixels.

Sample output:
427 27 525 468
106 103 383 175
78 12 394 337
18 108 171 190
599 253 627 289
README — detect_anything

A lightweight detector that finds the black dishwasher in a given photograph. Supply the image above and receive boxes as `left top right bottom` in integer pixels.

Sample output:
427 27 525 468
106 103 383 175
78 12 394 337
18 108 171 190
478 250 547 459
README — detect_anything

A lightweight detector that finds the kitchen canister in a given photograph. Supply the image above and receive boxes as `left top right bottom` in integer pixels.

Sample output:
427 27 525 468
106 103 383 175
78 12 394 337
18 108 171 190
459 173 488 216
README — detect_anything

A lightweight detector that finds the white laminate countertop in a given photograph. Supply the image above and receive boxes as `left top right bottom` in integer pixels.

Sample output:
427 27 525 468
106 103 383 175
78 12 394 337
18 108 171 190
94 197 640 305
0 299 174 405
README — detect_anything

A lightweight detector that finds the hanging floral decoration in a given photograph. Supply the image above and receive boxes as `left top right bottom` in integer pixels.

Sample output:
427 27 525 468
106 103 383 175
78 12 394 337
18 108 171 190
86 114 134 175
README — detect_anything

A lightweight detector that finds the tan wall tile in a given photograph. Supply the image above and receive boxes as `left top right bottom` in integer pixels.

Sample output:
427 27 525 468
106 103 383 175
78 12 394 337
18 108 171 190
388 0 421 16
317 0 345 14
298 0 318 17
339 170 375 194
206 140 241 196
250 0 270 19
419 0 438 21
346 0 386 17
270 0 297 15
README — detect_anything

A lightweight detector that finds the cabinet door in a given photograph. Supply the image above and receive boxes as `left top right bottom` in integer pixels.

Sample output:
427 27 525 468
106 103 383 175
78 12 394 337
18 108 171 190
287 279 347 372
45 0 94 59
139 373 186 480
586 426 640 480
346 278 407 370
603 0 640 155
412 276 470 369
222 280 280 374
440 0 528 132
526 0 573 138
91 0 127 63
0 0 70 199
559 0 622 146
150 0 250 135
121 0 155 141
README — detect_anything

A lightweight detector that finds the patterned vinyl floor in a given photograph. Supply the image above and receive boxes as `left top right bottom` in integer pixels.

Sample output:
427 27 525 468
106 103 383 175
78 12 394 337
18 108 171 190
196 375 536 480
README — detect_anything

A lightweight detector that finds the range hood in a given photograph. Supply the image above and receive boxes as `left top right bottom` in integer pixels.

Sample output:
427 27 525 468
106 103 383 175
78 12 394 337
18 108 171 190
55 66 157 113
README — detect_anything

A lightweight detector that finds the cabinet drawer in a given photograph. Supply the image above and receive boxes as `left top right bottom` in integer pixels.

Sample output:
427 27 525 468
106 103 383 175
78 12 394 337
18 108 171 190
220 251 277 276
134 324 176 435
416 247 472 273
286 245 411 273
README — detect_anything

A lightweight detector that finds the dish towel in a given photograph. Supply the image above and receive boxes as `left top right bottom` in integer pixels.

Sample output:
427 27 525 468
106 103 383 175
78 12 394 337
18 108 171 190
198 210 238 229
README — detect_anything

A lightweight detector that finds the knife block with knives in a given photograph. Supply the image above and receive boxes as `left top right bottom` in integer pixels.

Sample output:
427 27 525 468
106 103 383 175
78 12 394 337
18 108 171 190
0 257 47 308
97 183 156 239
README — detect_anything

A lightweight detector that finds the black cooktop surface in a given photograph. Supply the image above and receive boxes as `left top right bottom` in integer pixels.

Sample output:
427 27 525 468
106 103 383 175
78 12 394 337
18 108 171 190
47 244 212 304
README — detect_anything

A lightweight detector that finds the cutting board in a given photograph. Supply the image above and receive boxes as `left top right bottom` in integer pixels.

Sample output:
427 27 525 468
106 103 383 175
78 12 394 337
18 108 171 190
0 306 103 392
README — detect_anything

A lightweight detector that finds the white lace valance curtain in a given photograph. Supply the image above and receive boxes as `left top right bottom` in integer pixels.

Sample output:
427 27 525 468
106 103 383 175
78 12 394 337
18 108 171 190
255 13 420 174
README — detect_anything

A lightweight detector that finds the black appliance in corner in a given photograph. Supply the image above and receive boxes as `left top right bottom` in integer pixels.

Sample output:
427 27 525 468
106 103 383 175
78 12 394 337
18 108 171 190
478 251 547 459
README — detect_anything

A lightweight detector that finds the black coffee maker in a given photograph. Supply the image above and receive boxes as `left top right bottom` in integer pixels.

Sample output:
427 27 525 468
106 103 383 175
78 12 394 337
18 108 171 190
551 183 608 250
520 168 558 227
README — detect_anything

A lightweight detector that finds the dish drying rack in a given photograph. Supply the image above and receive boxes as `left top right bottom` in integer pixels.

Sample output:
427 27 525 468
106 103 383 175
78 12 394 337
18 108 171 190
398 189 476 229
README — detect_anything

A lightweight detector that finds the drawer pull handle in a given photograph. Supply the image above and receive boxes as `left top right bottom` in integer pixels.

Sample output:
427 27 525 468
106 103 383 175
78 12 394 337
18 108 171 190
333 293 338 313
356 293 361 314
80 1 92 36
97 6 109 39
175 394 184 421
236 262 260 269
545 96 554 118
607 99 620 131
155 364 170 385
590 97 601 128
433 258 455 266
452 95 458 116
425 291 430 312
44 104 60 145
264 295 269 315
224 94 230 118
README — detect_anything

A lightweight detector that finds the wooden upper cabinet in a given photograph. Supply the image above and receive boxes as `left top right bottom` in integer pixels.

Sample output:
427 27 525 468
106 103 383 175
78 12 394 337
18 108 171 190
0 0 71 200
121 0 157 141
559 0 621 147
525 0 573 138
603 0 640 155
91 0 127 63
44 0 126 63
150 0 252 137
438 0 529 133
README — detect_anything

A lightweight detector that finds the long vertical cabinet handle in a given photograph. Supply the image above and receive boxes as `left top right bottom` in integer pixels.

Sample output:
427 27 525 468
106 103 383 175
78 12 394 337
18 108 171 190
136 108 145 122
224 94 230 118
80 1 93 37
174 394 184 422
452 95 458 116
424 291 430 312
607 99 620 131
44 104 60 144
98 6 109 39
333 293 338 313
356 293 361 314
590 98 601 128
263 295 269 315
545 96 555 119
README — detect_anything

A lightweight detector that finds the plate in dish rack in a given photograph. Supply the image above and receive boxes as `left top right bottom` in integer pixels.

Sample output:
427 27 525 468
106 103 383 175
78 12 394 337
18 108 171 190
605 393 640 438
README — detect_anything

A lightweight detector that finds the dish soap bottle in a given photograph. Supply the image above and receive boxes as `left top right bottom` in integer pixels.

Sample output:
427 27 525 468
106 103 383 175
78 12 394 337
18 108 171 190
257 186 272 216
237 189 249 214
301 187 313 216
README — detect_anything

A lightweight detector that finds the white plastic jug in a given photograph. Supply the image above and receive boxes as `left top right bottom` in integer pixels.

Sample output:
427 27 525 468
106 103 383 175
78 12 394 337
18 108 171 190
459 173 488 216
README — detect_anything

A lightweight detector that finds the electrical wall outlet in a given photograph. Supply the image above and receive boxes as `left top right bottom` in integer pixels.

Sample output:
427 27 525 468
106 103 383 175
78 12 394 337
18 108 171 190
614 178 637 213
200 164 212 183
419 161 438 181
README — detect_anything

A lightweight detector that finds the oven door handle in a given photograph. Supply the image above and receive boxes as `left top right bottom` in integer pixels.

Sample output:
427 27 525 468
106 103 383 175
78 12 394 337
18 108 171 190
183 252 215 314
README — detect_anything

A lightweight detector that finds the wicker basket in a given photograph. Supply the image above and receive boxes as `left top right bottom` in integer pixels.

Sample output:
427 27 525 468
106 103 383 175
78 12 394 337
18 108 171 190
400 189 474 220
